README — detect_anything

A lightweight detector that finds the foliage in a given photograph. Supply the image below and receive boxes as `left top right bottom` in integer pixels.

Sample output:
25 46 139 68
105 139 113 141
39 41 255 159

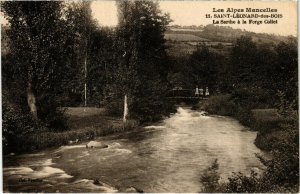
225 171 260 193
273 39 298 105
200 94 236 116
63 2 115 106
1 1 69 125
230 36 297 107
171 35 297 108
200 159 223 192
230 36 259 87
2 90 45 154
106 1 172 122
188 45 221 91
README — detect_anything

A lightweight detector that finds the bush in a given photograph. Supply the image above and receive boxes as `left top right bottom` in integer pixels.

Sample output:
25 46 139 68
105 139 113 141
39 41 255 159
103 99 123 117
2 89 70 153
200 94 237 116
36 95 68 131
225 171 259 193
2 96 45 154
200 159 224 192
234 105 253 126
232 87 275 109
130 97 165 122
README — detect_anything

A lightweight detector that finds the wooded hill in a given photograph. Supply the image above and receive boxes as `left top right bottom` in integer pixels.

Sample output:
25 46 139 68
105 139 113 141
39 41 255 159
165 24 294 57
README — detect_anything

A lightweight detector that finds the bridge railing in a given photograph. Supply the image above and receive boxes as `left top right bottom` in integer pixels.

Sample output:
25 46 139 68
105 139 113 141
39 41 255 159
166 89 209 98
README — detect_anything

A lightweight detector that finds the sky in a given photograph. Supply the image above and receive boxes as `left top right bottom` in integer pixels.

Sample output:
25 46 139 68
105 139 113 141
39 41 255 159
1 1 297 36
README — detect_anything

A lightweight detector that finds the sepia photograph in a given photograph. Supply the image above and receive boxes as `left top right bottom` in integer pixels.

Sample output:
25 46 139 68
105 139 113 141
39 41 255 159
1 0 298 193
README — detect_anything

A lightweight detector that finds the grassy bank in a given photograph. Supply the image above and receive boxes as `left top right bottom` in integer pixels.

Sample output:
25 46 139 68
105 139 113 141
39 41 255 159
195 94 295 150
194 94 283 130
7 107 139 154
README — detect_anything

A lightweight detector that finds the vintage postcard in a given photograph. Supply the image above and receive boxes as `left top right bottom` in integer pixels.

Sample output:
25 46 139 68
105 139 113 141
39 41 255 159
1 0 298 193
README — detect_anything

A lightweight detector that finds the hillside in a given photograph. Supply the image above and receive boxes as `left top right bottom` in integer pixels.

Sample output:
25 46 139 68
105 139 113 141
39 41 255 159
165 24 295 57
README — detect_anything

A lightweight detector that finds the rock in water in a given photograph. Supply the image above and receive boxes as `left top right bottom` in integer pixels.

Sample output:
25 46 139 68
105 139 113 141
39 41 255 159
86 141 108 149
93 179 104 186
124 186 143 193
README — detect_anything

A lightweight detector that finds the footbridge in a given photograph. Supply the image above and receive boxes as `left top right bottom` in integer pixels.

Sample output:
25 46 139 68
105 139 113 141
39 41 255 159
166 88 209 104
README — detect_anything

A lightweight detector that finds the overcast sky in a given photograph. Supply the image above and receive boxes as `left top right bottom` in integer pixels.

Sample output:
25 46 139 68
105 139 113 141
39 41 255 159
1 1 297 36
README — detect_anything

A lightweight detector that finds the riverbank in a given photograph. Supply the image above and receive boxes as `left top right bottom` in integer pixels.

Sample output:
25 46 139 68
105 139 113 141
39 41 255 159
193 94 292 151
194 94 299 192
8 107 139 154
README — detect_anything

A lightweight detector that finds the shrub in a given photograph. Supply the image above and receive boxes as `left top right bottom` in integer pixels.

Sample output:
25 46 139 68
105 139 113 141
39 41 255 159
103 99 123 117
234 105 252 127
200 159 222 192
201 94 237 116
225 171 259 193
2 96 44 154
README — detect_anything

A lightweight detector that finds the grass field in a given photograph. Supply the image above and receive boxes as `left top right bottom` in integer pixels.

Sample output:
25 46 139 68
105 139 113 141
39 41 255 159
63 107 106 117
165 33 210 42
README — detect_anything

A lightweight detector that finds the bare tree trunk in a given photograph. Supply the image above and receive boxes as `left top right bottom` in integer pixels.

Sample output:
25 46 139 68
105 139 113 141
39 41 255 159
123 94 128 123
84 50 87 107
27 82 38 120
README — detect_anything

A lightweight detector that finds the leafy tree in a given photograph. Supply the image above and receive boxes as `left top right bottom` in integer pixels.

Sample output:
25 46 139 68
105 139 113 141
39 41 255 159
87 27 116 106
2 1 69 125
230 36 258 87
109 1 172 122
188 45 222 93
64 2 117 107
273 40 298 107
64 1 97 106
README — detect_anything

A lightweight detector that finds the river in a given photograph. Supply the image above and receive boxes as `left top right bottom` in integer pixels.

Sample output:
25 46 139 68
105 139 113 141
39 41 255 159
3 107 265 192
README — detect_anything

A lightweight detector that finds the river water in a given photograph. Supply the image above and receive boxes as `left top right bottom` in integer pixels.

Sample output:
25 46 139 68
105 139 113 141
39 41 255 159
3 107 265 192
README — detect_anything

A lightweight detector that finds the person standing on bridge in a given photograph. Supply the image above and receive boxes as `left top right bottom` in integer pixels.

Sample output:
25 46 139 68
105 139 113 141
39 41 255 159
199 88 204 97
205 87 210 96
195 86 199 97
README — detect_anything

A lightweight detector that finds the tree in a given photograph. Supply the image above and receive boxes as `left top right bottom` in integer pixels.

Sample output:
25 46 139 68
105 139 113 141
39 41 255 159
63 2 116 107
109 1 172 122
273 40 298 107
230 36 258 87
64 1 96 106
188 45 222 93
87 27 116 106
2 1 68 125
